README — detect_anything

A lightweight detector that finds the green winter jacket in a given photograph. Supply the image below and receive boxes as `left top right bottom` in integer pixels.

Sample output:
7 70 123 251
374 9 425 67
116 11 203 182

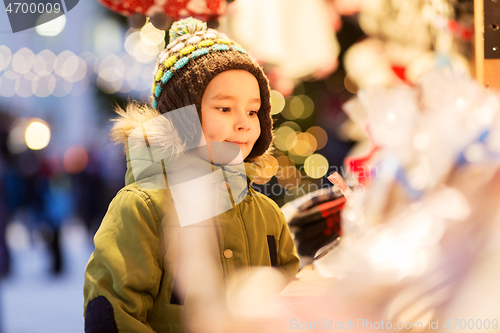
83 105 299 333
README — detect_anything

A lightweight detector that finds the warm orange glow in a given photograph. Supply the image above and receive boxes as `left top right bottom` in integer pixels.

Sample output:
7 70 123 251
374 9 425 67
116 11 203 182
63 146 89 174
306 126 328 150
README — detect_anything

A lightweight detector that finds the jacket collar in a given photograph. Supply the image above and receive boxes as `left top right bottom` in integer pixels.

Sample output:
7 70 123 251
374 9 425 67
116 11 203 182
125 145 259 201
112 103 260 200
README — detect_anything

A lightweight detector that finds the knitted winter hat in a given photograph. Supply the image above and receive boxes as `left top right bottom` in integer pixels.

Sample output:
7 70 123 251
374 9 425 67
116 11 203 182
151 17 272 159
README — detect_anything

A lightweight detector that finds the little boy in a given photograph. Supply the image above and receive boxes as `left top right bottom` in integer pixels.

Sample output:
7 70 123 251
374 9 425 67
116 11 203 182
84 18 299 332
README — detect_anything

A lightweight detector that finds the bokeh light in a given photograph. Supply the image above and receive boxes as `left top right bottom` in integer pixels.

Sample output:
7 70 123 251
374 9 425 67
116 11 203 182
25 119 51 150
274 126 295 151
0 45 12 72
278 173 301 190
285 131 299 152
140 22 165 46
344 73 359 94
98 54 124 80
287 152 307 165
306 126 328 150
304 154 329 179
125 31 140 57
0 71 18 97
36 13 66 36
288 96 304 119
281 95 315 120
125 24 165 64
63 146 89 174
290 132 318 156
16 72 35 97
7 120 28 154
253 155 279 184
12 47 35 74
33 49 56 76
136 42 160 61
116 53 143 93
270 90 285 115
55 52 87 83
0 45 153 98
97 54 124 94
55 51 76 78
281 121 301 132
81 51 96 68
282 96 301 120
52 75 73 97
69 56 87 83
298 95 314 119
276 155 296 179
275 155 301 189
262 155 280 177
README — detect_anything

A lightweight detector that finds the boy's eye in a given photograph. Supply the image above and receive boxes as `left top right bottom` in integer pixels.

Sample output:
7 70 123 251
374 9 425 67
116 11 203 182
248 110 258 116
217 107 231 113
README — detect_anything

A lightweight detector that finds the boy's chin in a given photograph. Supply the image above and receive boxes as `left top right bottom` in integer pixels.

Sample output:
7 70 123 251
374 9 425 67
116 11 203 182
211 142 246 165
191 142 246 165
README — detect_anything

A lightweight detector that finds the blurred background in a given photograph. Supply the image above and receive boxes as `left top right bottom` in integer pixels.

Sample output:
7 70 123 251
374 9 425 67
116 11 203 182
0 0 475 331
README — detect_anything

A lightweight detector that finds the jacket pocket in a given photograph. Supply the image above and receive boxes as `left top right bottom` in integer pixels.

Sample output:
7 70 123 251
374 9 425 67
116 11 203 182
267 235 278 267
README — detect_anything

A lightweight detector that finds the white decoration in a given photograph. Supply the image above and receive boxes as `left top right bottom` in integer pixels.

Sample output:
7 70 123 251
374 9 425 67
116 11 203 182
172 43 185 52
187 36 202 44
167 41 177 50
204 32 216 39
159 51 170 63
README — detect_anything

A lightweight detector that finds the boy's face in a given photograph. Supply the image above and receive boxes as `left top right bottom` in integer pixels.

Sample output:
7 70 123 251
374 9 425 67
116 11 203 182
200 70 261 161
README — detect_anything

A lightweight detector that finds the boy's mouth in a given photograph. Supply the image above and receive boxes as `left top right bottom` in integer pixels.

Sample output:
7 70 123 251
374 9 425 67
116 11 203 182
224 140 246 147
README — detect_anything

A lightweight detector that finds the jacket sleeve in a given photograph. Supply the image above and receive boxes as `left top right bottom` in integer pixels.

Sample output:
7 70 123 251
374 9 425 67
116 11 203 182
84 188 163 333
277 211 300 281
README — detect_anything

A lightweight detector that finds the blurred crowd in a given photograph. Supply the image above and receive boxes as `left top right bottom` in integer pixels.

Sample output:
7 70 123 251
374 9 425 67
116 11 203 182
0 111 125 277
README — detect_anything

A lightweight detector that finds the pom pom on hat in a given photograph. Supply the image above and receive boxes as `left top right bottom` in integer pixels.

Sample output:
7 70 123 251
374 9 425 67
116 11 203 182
169 17 207 43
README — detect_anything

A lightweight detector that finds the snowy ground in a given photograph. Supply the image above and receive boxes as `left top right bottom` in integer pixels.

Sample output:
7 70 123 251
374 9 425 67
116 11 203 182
0 221 94 333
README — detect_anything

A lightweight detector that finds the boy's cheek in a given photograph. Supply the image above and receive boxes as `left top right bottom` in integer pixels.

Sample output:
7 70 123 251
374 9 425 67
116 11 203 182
251 125 261 143
202 120 224 141
205 126 225 142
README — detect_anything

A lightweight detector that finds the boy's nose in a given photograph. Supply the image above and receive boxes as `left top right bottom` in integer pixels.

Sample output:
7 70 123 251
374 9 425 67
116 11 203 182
234 111 251 131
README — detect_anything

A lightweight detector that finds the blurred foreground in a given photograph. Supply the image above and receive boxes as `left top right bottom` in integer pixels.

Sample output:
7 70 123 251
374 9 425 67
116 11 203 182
0 220 92 332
